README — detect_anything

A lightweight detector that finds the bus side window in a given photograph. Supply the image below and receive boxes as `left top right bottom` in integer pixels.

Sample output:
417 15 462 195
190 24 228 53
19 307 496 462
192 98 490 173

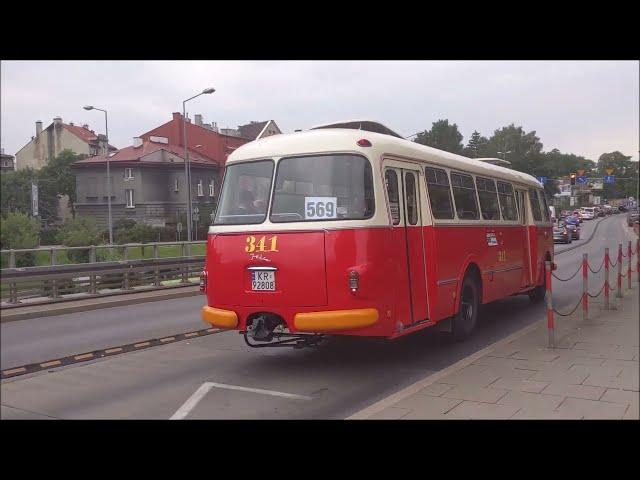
476 176 501 221
497 181 518 221
425 167 454 219
405 171 418 225
450 172 479 220
529 189 542 221
385 169 401 225
538 190 550 222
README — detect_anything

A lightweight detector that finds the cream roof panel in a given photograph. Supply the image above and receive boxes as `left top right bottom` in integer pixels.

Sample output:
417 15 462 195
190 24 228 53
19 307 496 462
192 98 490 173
227 128 543 189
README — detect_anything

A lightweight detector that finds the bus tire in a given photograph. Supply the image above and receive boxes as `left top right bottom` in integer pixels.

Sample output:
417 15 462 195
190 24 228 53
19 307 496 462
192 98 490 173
451 275 479 341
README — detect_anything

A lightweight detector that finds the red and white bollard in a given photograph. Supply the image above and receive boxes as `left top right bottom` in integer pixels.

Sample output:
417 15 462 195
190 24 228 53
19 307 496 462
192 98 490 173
628 241 632 290
637 238 640 284
617 243 623 298
604 248 610 310
545 260 555 348
582 253 589 321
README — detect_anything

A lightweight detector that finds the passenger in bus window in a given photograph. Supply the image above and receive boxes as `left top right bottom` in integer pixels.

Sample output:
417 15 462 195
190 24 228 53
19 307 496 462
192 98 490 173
238 189 257 214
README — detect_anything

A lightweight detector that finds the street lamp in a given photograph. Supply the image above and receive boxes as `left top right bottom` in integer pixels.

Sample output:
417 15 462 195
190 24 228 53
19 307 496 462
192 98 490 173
182 87 215 242
83 105 113 244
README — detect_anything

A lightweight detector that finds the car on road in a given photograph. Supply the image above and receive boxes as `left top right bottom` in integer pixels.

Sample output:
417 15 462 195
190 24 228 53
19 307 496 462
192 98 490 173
553 221 572 244
581 207 596 220
564 216 581 240
628 208 639 227
572 210 583 223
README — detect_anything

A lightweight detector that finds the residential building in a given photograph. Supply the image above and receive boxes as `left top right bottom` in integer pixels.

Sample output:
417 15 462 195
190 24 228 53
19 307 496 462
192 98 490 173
1 149 15 173
72 136 219 231
15 117 117 171
72 113 280 231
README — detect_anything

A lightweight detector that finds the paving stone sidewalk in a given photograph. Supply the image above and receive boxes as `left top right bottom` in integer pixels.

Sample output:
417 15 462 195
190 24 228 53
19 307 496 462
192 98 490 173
365 283 639 420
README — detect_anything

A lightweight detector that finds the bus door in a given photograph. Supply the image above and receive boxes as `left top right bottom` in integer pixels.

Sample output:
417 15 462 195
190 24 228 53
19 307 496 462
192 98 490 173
384 163 429 326
515 188 533 287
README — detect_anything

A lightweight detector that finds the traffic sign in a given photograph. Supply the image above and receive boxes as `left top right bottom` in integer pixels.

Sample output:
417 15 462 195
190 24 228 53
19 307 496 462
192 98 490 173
177 222 183 233
537 176 547 184
576 176 587 184
604 175 615 184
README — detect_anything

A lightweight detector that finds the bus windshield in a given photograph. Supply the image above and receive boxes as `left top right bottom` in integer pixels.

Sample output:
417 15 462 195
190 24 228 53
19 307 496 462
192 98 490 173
270 154 374 223
214 160 274 225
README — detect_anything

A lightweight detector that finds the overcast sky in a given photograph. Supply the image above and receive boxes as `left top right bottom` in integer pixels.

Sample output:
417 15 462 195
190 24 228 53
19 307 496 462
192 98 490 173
1 61 638 161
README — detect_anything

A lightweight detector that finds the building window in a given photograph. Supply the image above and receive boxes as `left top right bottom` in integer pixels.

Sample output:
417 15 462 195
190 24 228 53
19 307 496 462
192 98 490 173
174 178 179 192
125 189 135 208
197 180 203 197
124 168 134 180
209 180 214 197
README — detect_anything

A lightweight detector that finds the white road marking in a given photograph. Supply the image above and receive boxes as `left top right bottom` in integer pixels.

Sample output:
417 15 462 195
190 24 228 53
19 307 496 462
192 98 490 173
170 382 313 420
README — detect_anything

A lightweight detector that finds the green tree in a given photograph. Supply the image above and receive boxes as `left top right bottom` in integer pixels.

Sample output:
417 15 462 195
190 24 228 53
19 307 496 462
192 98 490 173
57 217 101 263
464 130 489 158
0 168 58 221
39 149 84 218
597 151 639 200
414 119 464 154
485 124 544 174
0 212 41 267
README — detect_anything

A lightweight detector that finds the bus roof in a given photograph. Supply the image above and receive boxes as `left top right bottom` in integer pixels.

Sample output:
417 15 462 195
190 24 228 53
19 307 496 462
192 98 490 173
227 126 543 189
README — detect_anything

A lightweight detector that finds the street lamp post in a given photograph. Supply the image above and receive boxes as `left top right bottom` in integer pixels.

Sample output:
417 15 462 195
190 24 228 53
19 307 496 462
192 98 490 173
182 87 215 242
83 105 113 244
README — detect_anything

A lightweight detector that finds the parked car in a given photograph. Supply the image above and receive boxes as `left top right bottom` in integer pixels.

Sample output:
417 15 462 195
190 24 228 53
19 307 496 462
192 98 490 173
628 208 640 227
553 221 572 244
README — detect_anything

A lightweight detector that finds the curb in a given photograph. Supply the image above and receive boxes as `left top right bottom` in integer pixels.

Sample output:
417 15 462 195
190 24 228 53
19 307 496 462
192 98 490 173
0 287 201 323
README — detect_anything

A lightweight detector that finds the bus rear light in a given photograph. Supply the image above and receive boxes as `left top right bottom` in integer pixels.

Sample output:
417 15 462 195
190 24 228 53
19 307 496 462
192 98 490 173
348 270 359 293
200 270 208 293
357 139 372 147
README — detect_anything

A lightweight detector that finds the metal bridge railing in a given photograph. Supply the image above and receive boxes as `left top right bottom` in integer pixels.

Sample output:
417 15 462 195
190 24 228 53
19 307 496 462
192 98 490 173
1 255 205 308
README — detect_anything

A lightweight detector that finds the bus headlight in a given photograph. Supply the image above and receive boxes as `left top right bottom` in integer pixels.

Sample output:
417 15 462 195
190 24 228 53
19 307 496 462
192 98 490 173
349 270 359 293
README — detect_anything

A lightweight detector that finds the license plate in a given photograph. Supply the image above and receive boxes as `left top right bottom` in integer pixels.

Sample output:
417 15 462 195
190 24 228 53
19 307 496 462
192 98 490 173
251 271 275 291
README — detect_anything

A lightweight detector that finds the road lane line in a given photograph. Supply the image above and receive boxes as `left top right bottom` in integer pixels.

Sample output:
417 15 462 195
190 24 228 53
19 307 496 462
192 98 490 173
160 337 175 342
184 332 199 338
170 382 313 420
170 383 215 420
105 347 123 354
134 342 151 348
2 367 27 376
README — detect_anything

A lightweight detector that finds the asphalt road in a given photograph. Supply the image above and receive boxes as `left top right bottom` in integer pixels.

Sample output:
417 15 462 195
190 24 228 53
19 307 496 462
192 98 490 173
1 214 634 419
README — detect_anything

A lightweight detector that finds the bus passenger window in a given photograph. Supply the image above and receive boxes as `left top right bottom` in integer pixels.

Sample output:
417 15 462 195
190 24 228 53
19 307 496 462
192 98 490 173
476 176 501 221
497 181 518 221
385 169 401 225
538 190 550 222
425 167 454 219
450 172 479 220
529 189 542 221
405 172 418 225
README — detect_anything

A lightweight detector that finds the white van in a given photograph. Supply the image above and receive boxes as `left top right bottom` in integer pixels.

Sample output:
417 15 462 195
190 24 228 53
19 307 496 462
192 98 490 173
581 207 596 220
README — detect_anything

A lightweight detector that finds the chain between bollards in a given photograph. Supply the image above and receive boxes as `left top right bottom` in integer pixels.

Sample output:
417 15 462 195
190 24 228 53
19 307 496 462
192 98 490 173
582 253 588 322
545 260 555 348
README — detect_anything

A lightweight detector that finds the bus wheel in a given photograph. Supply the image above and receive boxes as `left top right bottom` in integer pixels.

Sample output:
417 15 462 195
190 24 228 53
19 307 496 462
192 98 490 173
451 275 479 341
529 285 545 303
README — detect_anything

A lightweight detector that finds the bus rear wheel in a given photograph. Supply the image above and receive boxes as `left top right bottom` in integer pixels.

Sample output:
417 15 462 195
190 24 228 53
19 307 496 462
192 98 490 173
451 275 479 341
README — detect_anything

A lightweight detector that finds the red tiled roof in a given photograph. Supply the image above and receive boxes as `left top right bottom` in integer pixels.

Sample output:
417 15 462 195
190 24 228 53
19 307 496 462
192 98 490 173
63 124 117 150
73 139 216 166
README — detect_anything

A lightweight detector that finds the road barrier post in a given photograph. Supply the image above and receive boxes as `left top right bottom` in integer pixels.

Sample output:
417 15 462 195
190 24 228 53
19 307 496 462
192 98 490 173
50 248 59 299
8 249 18 304
582 253 589 321
181 243 188 284
617 243 623 298
628 241 632 290
637 239 640 284
604 248 610 310
89 245 97 294
545 260 555 348
123 245 131 291
154 244 160 287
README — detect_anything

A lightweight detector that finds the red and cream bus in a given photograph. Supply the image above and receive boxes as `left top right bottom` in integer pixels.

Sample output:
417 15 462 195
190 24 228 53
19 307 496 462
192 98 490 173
201 121 553 347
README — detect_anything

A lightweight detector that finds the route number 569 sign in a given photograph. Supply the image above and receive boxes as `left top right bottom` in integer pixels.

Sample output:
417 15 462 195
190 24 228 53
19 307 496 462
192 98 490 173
305 197 337 219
